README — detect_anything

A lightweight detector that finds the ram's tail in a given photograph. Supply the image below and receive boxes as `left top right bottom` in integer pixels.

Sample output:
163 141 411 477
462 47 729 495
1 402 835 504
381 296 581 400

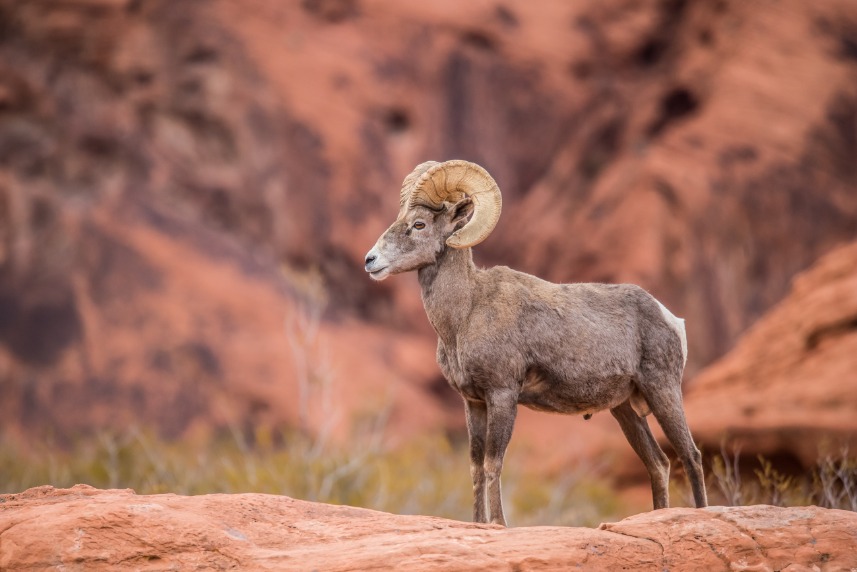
655 300 688 368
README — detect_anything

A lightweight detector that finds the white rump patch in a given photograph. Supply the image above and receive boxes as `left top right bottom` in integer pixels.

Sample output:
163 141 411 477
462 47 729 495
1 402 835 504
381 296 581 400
655 300 688 367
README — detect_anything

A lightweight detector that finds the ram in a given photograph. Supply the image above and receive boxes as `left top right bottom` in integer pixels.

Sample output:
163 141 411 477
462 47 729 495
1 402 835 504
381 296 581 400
364 160 707 525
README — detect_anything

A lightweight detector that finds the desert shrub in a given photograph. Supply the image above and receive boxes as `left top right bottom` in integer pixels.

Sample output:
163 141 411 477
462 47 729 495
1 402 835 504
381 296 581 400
812 449 857 511
688 443 857 511
3 430 856 526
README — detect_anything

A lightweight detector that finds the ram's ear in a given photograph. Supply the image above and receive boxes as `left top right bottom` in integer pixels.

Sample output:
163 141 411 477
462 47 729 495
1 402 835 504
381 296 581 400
448 197 474 230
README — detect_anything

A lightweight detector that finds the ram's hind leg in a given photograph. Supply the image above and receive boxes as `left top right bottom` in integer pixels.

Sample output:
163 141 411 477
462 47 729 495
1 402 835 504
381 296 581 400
611 400 670 509
646 386 708 508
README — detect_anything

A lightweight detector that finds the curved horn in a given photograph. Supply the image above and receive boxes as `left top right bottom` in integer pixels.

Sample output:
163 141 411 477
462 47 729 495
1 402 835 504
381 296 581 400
404 160 502 249
399 160 439 215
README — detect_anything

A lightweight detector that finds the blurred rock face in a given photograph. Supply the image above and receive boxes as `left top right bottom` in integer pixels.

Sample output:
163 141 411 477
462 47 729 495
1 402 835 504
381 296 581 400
680 241 857 468
0 0 856 446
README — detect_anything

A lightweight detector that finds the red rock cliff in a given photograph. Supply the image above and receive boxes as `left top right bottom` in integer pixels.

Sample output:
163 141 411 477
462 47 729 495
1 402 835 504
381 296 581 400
0 0 856 446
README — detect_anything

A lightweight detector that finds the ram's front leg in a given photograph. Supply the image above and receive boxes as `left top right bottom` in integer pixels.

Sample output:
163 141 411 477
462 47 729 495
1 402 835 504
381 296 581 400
465 399 488 523
484 389 518 526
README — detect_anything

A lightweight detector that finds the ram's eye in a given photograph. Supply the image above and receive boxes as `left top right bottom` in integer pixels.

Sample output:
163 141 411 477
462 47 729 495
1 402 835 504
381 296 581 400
413 221 426 230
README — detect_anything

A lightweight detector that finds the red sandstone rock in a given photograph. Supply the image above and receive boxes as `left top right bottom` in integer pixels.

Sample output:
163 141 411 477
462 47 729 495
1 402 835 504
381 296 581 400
1 485 855 571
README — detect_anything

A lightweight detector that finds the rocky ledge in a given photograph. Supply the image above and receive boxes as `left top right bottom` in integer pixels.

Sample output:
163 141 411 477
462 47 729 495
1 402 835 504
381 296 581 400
1 485 856 570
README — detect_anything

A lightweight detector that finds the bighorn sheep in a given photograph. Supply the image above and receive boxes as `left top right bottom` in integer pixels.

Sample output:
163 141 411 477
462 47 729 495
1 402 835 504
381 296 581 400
364 160 707 526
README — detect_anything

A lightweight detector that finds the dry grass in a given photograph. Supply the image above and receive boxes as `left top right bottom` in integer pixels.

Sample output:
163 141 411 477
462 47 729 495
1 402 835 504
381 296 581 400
692 442 857 511
3 430 855 527
0 426 622 527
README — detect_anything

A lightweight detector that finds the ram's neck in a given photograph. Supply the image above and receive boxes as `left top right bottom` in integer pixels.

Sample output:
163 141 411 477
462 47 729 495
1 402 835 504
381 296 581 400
418 247 477 347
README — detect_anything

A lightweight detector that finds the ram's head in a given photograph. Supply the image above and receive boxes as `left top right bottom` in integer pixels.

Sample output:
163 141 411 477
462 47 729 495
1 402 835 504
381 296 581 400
364 160 502 280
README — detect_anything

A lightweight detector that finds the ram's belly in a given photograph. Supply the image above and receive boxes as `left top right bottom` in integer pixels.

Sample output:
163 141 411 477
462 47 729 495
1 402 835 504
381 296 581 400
518 367 634 415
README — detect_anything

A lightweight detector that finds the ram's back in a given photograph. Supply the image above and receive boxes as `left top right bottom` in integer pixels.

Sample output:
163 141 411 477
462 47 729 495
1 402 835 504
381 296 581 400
464 268 649 375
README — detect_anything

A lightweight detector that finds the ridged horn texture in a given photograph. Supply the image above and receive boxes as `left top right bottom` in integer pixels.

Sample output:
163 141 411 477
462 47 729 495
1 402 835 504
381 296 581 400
399 160 502 249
